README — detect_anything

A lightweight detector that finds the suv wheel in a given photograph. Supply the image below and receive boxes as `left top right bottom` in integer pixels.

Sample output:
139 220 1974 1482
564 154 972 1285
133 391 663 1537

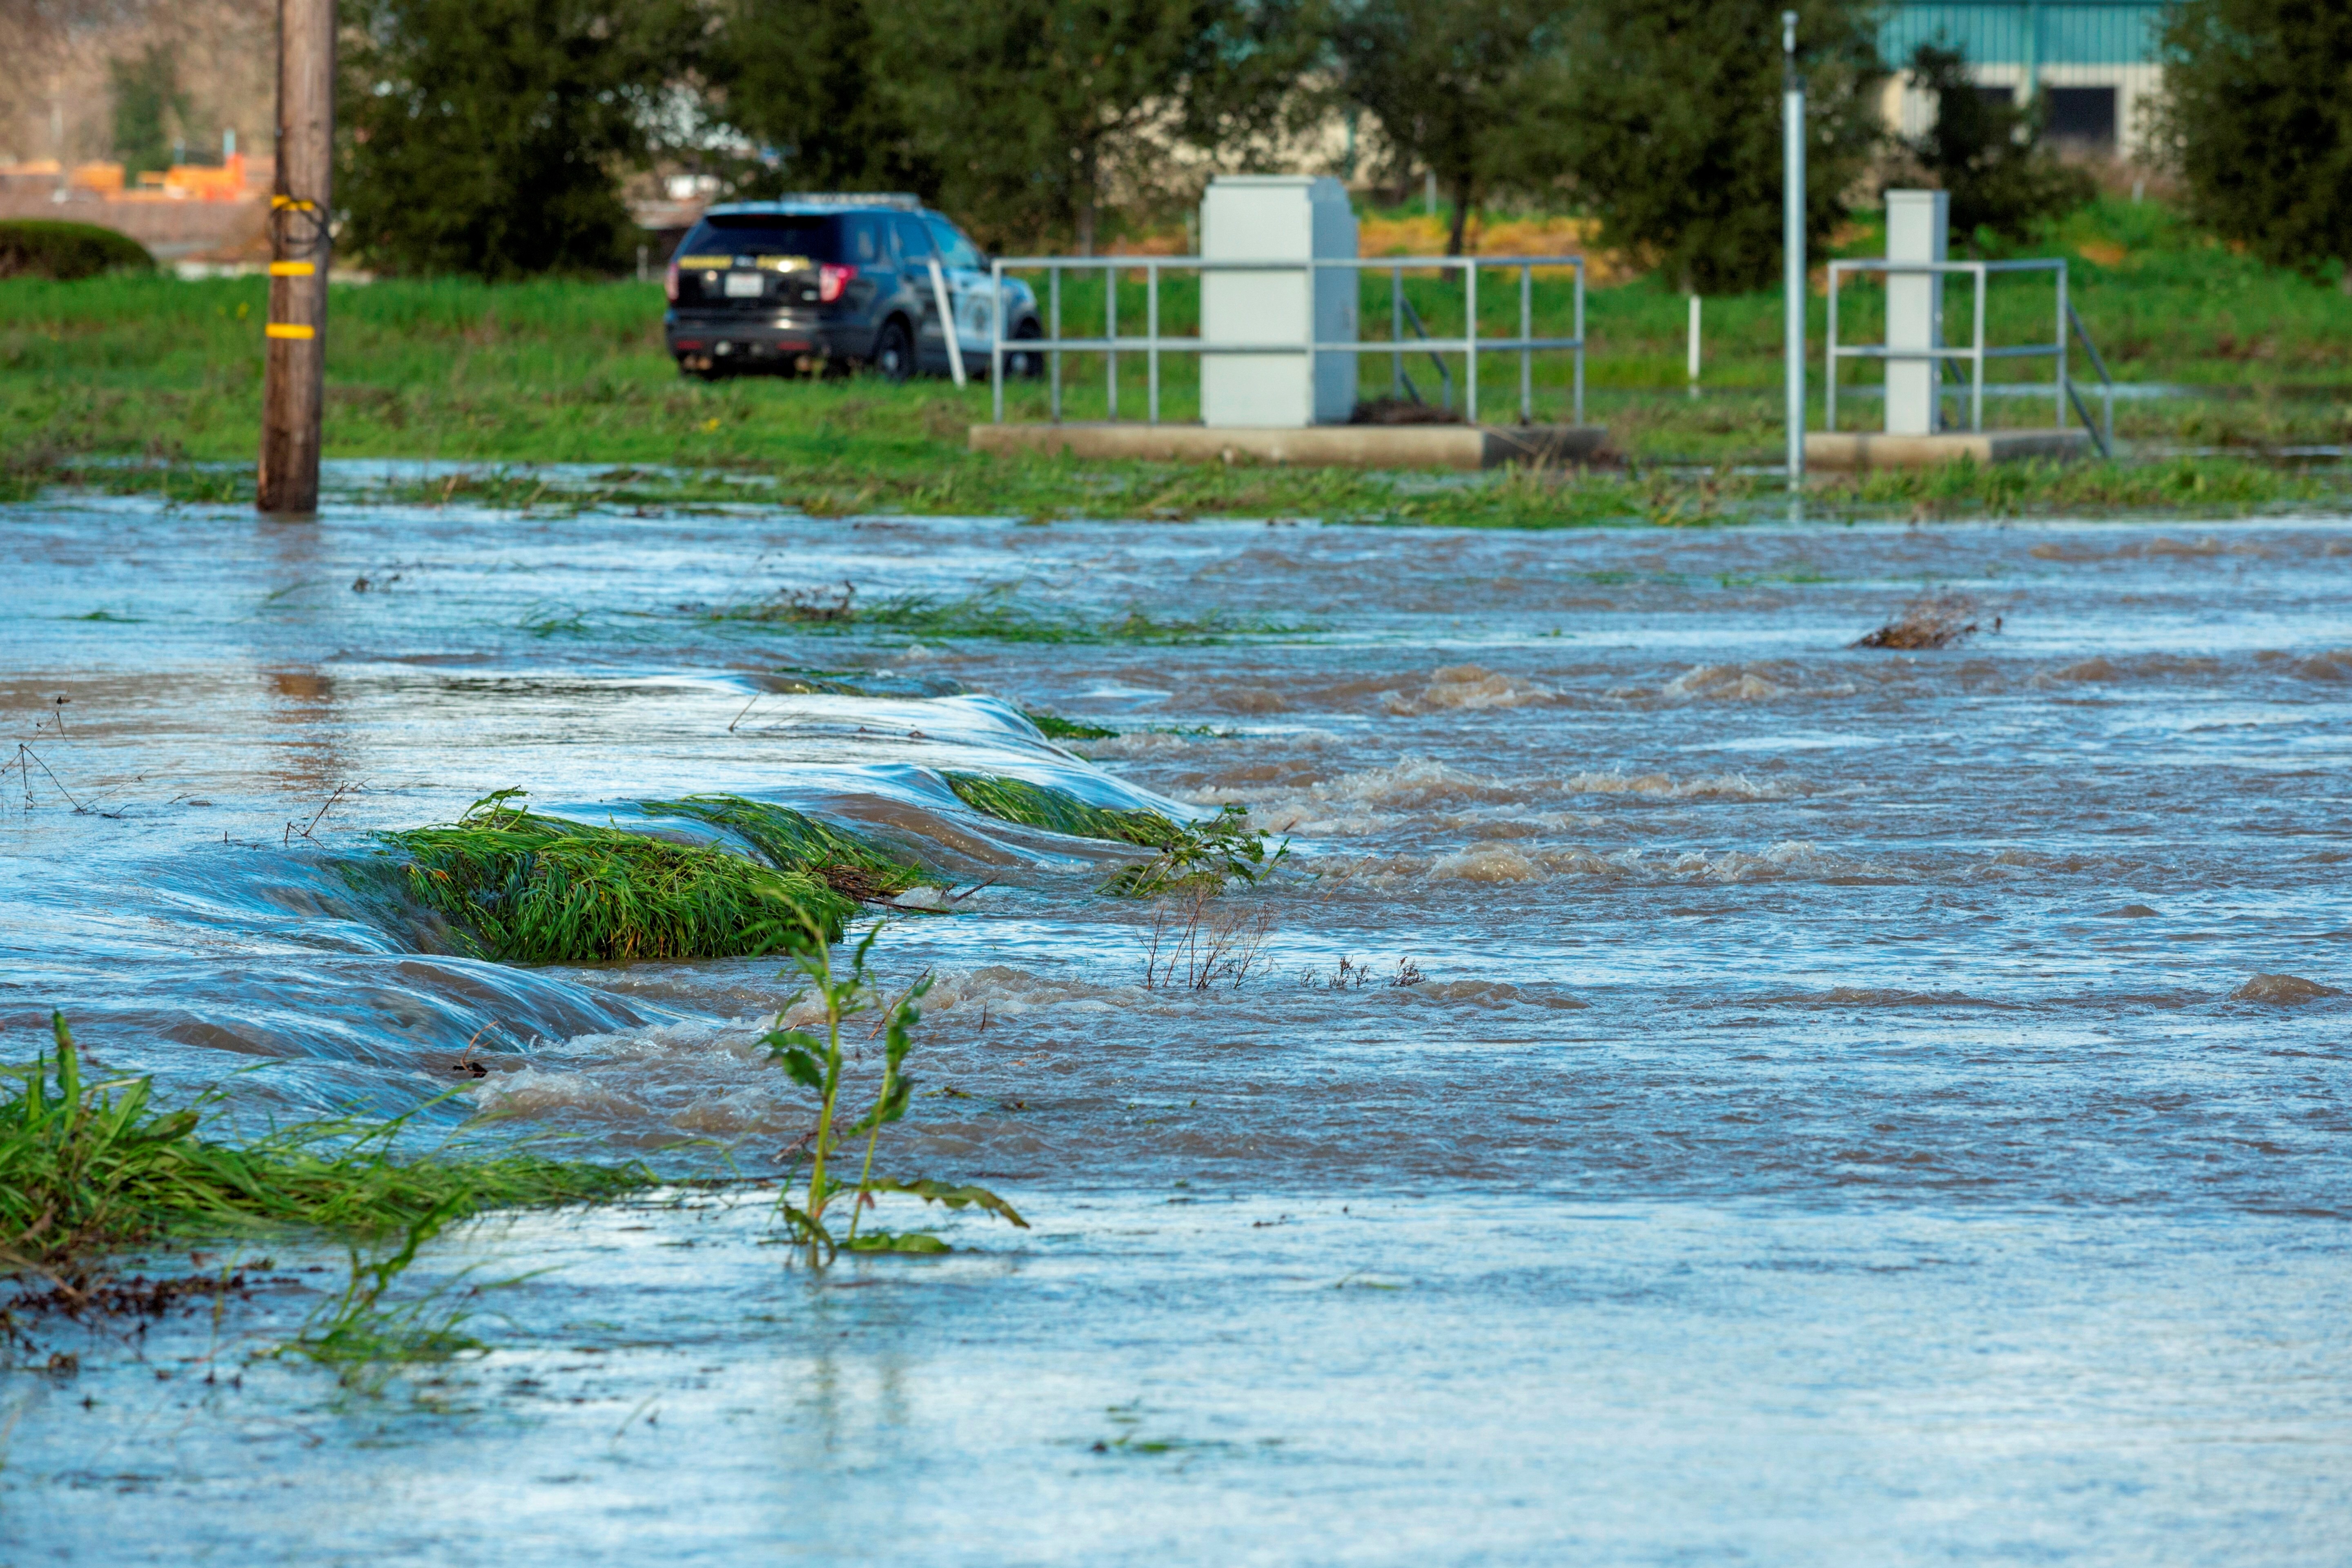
1008 317 1045 379
871 317 914 383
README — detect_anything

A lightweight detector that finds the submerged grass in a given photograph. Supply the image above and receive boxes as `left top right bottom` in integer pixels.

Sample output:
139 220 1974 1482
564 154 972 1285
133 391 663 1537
1 1013 650 1280
640 794 938 904
942 774 1285 895
942 772 1187 849
711 583 1314 643
379 788 851 963
1022 708 1120 741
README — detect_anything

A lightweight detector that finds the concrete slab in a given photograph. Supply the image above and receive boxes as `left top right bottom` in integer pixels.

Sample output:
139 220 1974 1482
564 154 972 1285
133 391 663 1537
1806 429 2091 470
968 422 1608 471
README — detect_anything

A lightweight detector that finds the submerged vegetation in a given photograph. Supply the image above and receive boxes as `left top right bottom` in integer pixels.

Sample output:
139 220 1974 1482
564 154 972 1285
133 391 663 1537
942 772 1190 847
1021 707 1120 741
378 788 851 963
1 1013 650 1281
943 773 1285 895
762 921 1027 1264
714 583 1310 644
641 793 937 904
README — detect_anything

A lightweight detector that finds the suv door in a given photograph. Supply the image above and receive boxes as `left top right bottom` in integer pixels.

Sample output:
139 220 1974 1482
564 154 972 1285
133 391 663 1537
922 215 992 360
889 213 949 371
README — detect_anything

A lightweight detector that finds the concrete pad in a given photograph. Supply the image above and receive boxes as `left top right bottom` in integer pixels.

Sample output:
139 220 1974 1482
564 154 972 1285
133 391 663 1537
1806 429 2091 470
968 421 1608 471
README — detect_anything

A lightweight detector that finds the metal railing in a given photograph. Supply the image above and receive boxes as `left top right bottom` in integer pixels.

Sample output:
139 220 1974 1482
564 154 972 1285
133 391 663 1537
988 255 1585 427
1826 258 2114 458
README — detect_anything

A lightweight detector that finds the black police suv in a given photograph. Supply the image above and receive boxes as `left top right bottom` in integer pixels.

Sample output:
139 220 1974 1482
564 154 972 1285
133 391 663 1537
663 196 1043 381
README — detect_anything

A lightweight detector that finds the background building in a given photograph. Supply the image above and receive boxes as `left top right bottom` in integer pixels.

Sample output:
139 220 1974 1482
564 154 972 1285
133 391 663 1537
1882 0 2167 157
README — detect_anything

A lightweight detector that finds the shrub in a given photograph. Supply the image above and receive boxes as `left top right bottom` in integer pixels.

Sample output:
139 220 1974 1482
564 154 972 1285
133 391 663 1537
0 221 156 282
1900 42 2093 247
2149 0 2352 291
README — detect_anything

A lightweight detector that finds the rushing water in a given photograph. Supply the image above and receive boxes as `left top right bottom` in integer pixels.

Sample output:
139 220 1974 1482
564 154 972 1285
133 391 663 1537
2 484 2348 1562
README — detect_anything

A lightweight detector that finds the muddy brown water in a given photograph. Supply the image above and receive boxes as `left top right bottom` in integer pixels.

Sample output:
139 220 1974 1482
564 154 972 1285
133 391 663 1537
1 487 2348 1562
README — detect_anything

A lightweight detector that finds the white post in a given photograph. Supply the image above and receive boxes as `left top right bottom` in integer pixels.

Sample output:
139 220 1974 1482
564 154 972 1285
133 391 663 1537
926 257 966 388
1686 294 1702 396
1782 11 1805 491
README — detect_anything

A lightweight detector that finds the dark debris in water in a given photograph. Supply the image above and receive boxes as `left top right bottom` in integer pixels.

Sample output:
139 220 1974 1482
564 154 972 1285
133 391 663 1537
1853 590 1990 650
2229 973 2345 1004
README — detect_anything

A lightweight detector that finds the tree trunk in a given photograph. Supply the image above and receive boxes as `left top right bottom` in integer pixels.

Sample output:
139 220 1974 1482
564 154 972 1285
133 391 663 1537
1076 140 1098 258
1445 172 1472 257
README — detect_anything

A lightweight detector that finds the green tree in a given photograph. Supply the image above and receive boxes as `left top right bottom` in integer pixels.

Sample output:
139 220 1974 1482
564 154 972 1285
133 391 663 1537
1901 43 2091 247
340 0 702 278
2149 0 2352 292
110 45 189 178
706 0 938 197
1328 0 1573 256
1555 0 1884 294
887 0 1322 253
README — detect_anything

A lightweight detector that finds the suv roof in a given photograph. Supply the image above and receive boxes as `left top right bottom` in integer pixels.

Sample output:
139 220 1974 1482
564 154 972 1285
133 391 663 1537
703 193 926 217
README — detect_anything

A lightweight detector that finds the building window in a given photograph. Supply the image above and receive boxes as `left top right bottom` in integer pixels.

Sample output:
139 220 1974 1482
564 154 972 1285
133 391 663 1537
2046 86 2118 150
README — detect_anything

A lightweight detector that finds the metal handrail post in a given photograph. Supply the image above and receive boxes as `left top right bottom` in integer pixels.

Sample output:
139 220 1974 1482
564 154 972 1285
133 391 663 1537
1970 265 1986 432
2054 263 2068 434
990 263 1005 424
1390 265 1404 399
1825 263 1840 432
1519 263 1532 424
1048 267 1062 422
1106 262 1118 422
1572 261 1586 425
1464 259 1478 422
1147 261 1160 425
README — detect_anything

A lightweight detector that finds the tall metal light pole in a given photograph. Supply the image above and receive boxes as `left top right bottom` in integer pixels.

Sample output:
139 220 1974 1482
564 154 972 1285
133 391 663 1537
258 0 335 516
1782 9 1805 492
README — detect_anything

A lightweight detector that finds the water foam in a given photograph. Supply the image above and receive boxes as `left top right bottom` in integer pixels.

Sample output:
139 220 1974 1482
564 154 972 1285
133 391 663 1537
1384 664 1557 715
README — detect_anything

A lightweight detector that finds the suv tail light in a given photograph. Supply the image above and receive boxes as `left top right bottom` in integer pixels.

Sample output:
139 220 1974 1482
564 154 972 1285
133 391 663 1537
818 263 857 304
664 255 679 302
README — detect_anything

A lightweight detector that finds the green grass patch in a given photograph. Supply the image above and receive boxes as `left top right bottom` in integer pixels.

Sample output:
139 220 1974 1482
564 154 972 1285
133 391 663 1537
377 788 852 963
943 772 1188 848
941 774 1284 894
710 583 1316 642
640 793 937 903
1022 708 1120 740
2 1013 650 1276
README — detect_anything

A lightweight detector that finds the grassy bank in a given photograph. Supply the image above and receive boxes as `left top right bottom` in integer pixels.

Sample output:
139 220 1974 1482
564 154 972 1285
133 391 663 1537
4 197 2348 519
2 1014 650 1284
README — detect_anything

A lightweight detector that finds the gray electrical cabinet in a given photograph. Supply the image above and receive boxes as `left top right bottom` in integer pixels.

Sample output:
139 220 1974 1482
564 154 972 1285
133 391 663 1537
1199 176 1359 427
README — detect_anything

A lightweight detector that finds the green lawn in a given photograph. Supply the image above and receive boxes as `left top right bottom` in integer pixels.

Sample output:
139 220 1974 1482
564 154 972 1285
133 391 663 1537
4 197 2348 521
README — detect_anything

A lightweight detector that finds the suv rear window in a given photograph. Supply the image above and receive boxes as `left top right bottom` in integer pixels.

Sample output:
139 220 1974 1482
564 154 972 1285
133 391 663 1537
675 214 870 266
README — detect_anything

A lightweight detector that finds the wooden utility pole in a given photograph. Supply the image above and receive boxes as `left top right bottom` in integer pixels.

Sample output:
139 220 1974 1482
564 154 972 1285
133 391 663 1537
257 0 334 515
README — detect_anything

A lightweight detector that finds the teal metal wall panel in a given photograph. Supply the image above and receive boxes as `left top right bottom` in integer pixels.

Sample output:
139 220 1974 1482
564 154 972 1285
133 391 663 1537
1882 2 2163 68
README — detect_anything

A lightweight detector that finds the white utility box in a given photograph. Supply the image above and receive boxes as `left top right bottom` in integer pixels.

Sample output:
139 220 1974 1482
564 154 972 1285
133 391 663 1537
1199 175 1359 426
1884 189 1949 437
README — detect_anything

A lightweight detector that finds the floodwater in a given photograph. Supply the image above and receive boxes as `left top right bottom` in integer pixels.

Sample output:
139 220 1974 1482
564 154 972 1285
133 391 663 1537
2 482 2348 1563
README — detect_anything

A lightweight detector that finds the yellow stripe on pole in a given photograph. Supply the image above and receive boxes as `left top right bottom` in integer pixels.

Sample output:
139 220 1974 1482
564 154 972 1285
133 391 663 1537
271 195 316 211
265 323 316 340
268 261 316 277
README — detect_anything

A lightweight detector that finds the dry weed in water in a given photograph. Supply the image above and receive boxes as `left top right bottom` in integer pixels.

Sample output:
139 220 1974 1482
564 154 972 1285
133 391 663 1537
1854 590 1988 650
1140 889 1276 991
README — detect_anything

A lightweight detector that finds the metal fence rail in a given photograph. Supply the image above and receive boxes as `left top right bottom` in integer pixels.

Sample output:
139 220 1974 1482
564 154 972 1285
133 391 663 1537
1826 257 2114 457
988 254 1586 427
